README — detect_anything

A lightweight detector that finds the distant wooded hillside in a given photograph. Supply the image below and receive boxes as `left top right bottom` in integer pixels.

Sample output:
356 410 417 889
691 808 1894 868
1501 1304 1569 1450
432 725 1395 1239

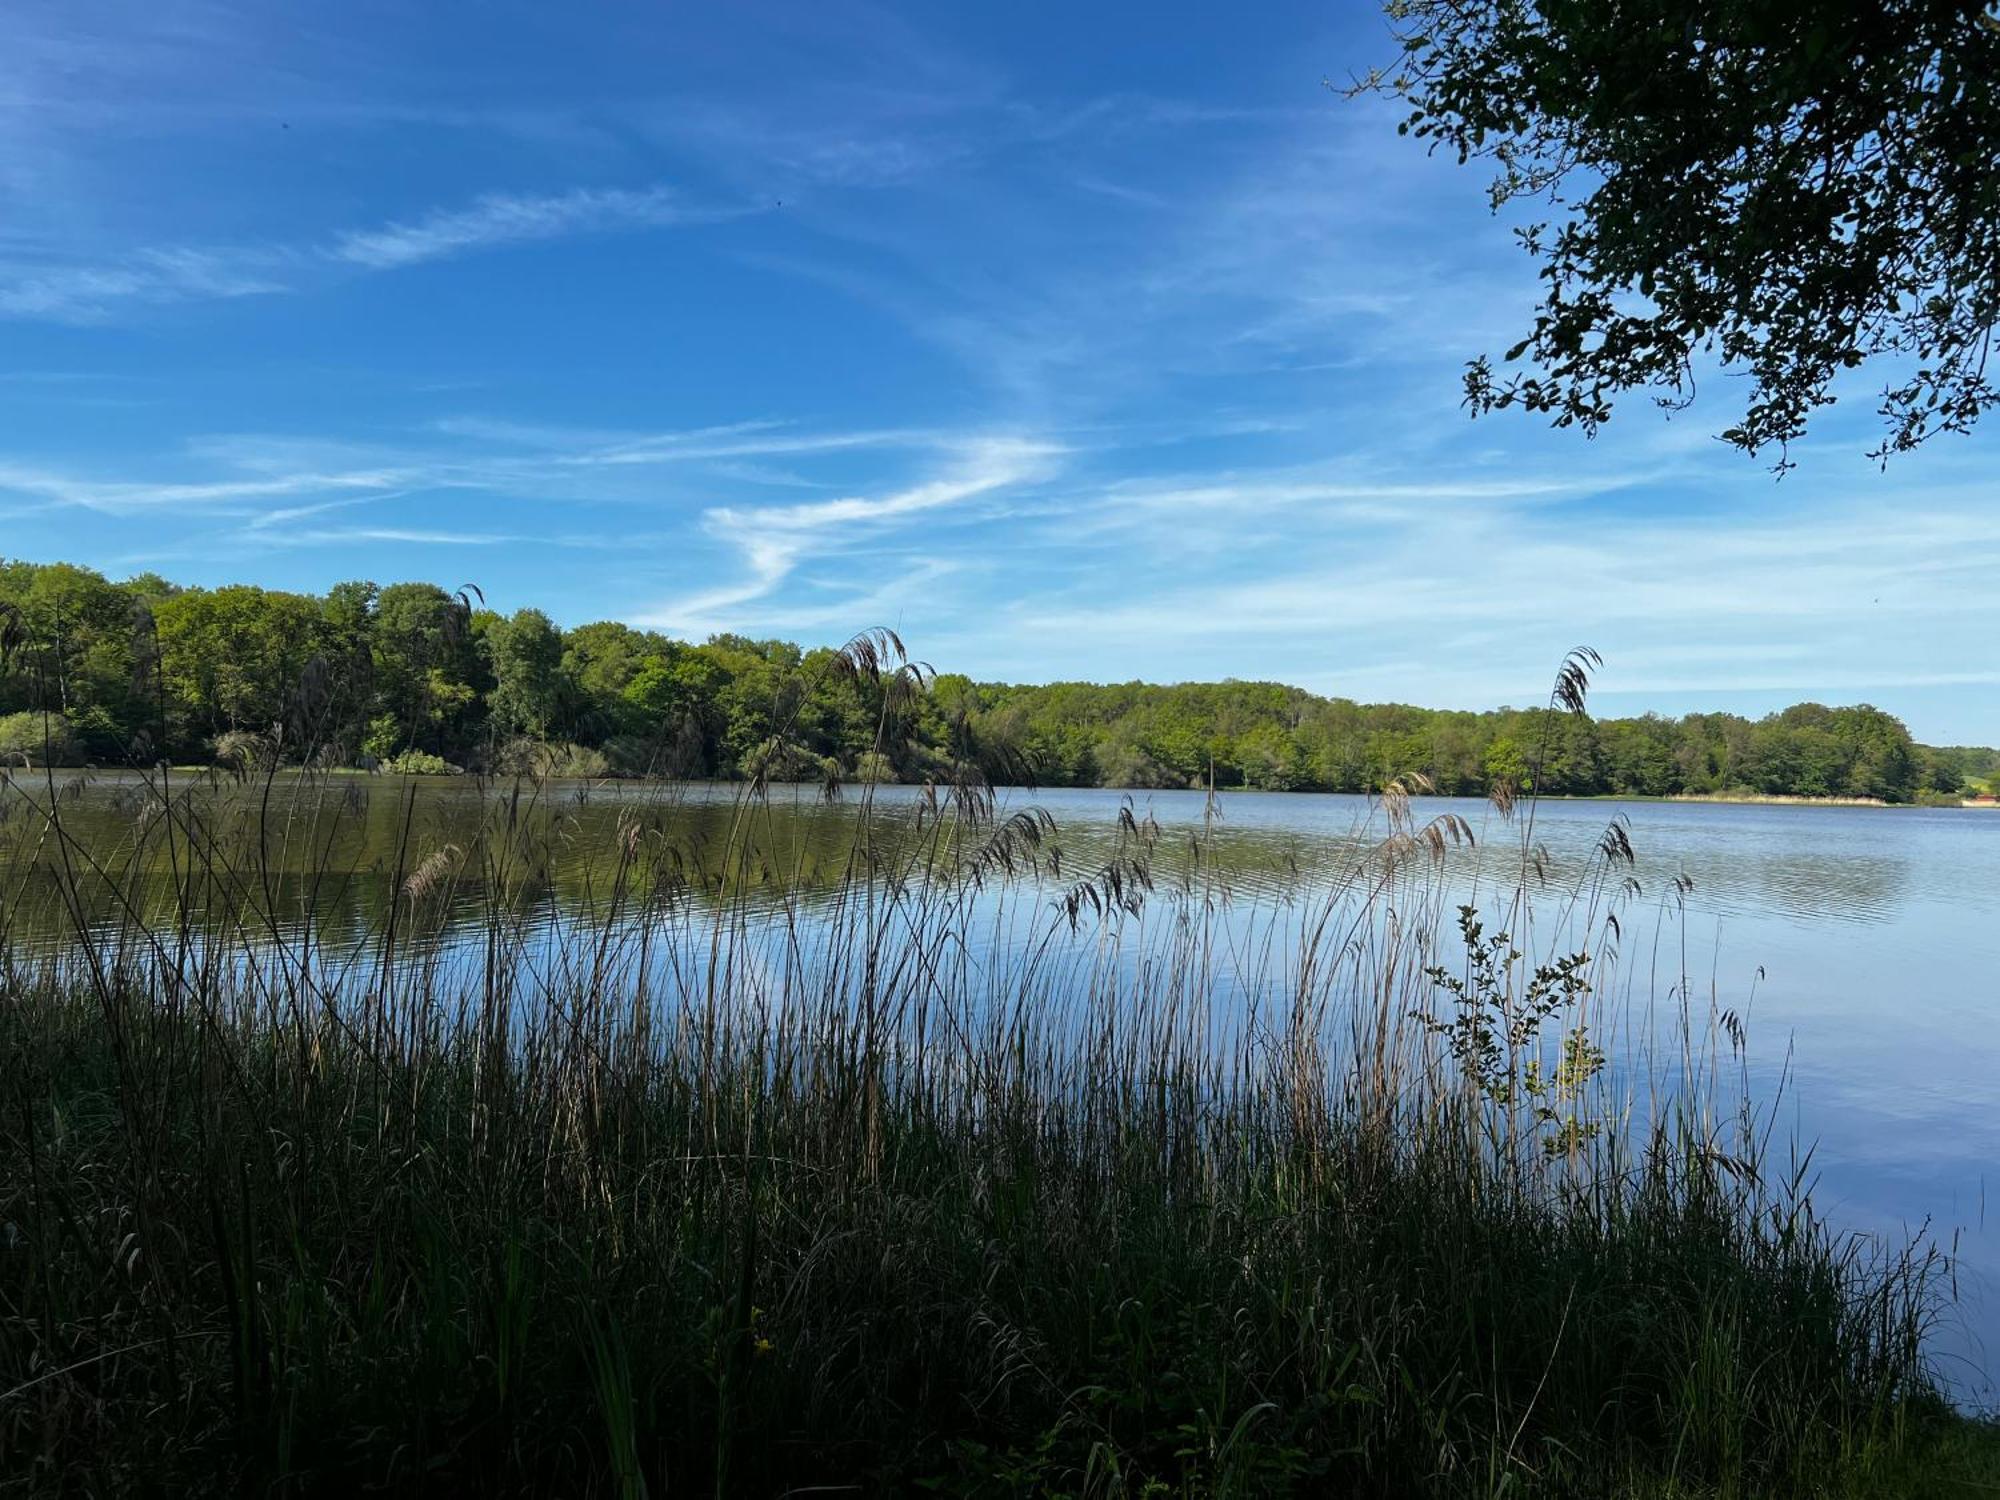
2 558 1990 803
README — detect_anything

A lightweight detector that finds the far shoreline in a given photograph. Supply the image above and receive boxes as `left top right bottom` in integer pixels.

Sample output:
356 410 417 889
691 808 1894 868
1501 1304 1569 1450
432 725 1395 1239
15 765 1994 810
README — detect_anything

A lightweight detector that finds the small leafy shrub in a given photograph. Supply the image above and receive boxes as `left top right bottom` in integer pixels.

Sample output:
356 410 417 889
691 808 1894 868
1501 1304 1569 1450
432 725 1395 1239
1419 903 1604 1156
493 738 610 779
737 736 826 784
546 742 610 778
361 713 405 762
851 749 897 784
0 710 82 767
380 748 459 776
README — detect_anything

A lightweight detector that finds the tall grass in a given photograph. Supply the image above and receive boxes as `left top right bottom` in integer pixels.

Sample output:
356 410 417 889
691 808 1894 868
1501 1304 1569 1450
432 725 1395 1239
0 646 1973 1496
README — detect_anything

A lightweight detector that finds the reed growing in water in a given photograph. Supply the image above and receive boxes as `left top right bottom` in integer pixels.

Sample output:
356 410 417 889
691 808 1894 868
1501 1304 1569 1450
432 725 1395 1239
0 642 1984 1496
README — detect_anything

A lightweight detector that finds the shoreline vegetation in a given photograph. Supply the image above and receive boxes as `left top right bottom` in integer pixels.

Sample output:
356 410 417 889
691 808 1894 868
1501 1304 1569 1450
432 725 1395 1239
1663 790 1892 807
3 557 1998 807
15 768 1984 816
1 633 1997 1494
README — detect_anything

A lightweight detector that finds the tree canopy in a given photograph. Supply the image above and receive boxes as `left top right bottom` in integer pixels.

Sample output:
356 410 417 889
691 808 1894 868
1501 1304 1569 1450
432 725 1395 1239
1368 0 2000 462
0 557 1990 803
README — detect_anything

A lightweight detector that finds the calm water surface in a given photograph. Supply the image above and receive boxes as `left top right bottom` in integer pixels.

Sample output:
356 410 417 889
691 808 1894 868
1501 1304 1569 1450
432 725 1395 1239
5 773 1996 1396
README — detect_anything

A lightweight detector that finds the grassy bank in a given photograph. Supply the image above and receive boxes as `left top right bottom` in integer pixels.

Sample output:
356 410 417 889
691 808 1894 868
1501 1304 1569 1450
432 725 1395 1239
1664 791 1891 808
0 748 1986 1494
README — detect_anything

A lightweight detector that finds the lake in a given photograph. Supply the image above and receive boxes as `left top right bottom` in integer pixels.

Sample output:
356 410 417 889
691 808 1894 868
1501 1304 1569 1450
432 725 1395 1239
4 770 1996 1398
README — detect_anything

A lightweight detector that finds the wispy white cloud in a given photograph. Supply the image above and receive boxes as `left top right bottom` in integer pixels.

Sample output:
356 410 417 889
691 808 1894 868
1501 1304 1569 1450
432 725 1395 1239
328 184 718 269
1060 471 1627 538
708 436 1062 534
704 460 827 489
279 527 519 546
427 415 751 450
641 536 801 629
0 419 972 527
428 415 939 470
729 556 967 634
0 181 739 322
244 496 385 530
641 435 1061 635
579 426 939 468
0 460 411 514
0 247 286 320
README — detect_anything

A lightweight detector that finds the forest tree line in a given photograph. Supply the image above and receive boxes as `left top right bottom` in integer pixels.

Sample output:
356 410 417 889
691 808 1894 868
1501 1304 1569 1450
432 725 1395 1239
1 558 1991 803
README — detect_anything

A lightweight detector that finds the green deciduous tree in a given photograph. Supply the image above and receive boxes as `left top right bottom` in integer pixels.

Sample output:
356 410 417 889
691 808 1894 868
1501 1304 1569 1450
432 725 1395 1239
0 560 147 755
370 583 486 758
484 608 567 741
153 585 328 748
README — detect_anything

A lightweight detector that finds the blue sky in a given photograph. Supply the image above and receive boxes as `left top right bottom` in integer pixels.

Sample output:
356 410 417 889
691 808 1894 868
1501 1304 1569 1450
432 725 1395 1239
3 2 1997 743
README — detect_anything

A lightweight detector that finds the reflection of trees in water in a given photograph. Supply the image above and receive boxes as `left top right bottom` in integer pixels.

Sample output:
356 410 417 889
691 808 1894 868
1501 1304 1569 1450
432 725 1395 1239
1442 814 1915 929
0 777 1921 954
2 776 1074 953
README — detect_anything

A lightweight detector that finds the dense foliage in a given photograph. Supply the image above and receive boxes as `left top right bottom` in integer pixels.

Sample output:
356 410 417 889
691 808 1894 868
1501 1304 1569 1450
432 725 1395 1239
971 680 1985 802
1 556 1989 801
1367 0 2000 462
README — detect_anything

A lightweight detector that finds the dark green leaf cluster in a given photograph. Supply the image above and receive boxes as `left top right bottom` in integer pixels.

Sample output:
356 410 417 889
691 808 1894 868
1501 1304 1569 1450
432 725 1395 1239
1368 0 2000 461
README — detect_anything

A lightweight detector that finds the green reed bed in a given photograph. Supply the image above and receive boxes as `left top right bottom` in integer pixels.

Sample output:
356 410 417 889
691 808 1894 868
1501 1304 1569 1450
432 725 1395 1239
0 760 1985 1496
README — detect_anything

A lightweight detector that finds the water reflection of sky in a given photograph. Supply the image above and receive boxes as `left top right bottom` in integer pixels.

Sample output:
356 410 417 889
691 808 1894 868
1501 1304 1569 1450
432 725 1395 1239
1035 788 1999 1401
5 775 1997 1399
